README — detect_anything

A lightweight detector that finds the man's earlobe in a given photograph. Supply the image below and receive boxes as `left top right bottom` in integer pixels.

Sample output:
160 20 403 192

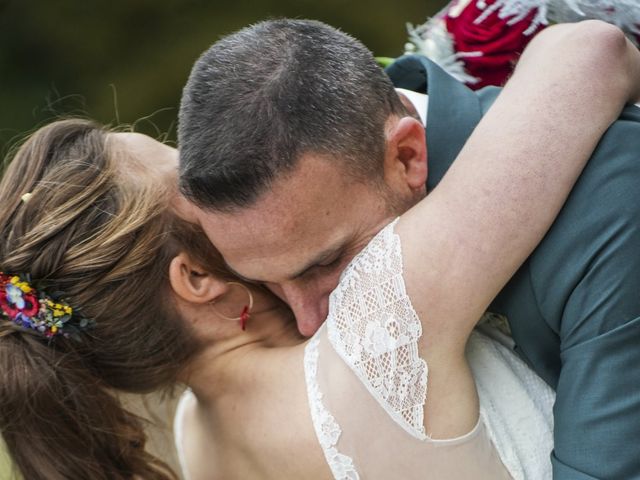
385 116 428 191
169 253 227 304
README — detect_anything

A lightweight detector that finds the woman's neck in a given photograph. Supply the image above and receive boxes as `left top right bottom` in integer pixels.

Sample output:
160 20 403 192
174 303 315 480
183 303 304 403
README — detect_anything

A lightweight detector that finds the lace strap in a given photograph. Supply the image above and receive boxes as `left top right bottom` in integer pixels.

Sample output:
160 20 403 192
326 219 429 440
304 334 360 479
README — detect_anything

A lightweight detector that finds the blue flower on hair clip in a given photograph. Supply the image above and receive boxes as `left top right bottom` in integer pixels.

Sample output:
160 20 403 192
6 283 26 309
13 312 33 329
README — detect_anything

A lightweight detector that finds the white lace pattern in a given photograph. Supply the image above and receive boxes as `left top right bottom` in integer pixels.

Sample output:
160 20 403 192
326 219 429 440
304 335 360 479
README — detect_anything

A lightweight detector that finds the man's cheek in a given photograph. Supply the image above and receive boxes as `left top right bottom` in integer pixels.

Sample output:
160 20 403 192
330 256 355 286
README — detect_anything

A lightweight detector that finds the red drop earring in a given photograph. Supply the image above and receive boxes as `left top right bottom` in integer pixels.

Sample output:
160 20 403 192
211 282 254 331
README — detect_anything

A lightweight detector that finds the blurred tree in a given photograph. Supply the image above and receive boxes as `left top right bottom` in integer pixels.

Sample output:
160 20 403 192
0 0 446 152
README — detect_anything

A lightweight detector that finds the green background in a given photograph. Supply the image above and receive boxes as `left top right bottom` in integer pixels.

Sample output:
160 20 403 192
0 0 447 153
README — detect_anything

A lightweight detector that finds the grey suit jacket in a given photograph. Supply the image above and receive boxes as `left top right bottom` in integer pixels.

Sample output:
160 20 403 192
387 55 640 479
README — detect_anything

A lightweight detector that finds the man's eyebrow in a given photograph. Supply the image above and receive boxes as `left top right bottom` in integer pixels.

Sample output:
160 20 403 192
222 243 344 284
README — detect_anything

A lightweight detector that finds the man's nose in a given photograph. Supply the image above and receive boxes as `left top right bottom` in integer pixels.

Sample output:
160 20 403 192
280 284 329 337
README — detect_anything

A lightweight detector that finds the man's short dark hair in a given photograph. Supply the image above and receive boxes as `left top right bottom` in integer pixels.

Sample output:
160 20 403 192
178 19 406 211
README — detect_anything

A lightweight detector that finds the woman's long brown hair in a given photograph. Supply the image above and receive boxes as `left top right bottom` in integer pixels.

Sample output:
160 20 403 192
0 119 218 479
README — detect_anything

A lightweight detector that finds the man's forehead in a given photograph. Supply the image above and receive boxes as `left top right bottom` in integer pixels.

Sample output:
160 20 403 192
194 153 388 281
194 159 353 278
199 155 353 236
198 201 305 251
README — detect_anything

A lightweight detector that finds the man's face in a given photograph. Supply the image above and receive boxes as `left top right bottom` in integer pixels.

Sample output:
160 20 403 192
196 153 420 336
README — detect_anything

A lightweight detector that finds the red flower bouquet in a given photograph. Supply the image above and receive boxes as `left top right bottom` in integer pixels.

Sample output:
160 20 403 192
445 0 546 88
404 0 640 89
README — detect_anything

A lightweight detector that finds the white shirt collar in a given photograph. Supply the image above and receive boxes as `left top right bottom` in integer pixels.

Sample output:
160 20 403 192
395 88 428 126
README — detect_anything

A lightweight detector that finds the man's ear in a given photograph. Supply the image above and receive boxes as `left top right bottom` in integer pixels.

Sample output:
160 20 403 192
383 116 428 193
169 252 227 304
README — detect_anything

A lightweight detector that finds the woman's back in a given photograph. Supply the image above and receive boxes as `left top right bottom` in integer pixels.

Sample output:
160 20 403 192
174 344 330 480
175 221 555 480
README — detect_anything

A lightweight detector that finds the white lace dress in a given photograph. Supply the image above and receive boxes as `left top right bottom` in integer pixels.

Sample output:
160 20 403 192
302 219 555 479
174 220 555 479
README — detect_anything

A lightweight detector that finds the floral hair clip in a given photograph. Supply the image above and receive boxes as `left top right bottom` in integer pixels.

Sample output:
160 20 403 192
0 273 93 340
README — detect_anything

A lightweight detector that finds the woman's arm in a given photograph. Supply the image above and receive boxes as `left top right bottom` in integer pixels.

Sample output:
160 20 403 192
395 21 640 435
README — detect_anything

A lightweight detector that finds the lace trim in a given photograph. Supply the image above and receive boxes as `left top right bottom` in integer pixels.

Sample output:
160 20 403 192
327 219 429 440
304 334 360 480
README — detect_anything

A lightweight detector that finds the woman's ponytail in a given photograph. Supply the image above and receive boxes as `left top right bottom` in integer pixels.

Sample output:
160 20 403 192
0 119 202 479
0 326 177 479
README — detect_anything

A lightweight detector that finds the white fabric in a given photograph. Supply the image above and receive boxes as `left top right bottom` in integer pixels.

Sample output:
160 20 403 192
304 335 360 479
174 389 196 480
326 218 428 439
304 220 554 479
396 88 429 126
469 330 555 479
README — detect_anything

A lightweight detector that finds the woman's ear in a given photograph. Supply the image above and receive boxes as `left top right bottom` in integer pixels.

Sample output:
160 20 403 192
383 116 428 192
169 252 227 304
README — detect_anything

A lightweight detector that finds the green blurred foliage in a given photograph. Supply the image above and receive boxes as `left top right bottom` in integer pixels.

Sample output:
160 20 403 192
0 0 447 153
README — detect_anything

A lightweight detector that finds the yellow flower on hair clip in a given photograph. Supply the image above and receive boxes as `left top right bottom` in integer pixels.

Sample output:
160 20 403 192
10 276 32 293
46 300 73 317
